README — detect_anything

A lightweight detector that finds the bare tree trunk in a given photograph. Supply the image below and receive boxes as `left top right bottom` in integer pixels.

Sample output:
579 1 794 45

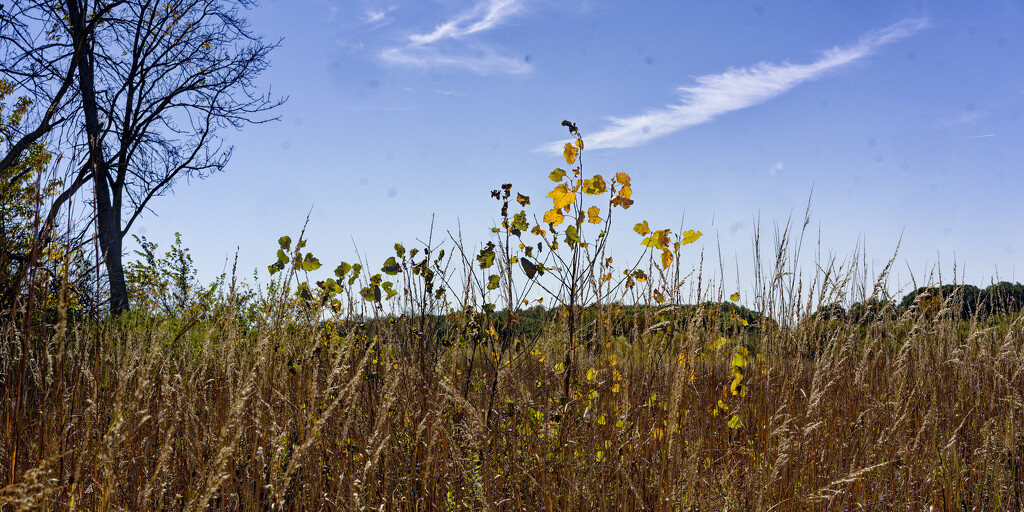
68 0 129 315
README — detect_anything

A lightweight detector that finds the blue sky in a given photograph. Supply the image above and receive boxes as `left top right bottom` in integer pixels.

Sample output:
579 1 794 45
136 0 1023 302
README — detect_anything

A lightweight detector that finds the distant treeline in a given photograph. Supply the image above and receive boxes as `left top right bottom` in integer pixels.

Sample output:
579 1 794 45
815 281 1024 322
330 282 1024 347
329 300 771 350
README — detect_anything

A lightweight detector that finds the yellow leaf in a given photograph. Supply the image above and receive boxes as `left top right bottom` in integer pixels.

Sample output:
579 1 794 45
563 143 578 165
575 138 584 150
587 206 602 224
601 273 612 282
531 224 546 236
728 415 742 429
633 221 651 236
615 172 630 185
642 229 671 250
543 209 565 226
586 368 597 381
730 292 739 302
611 189 634 209
547 184 575 211
661 250 673 269
732 352 747 369
730 373 743 395
549 168 566 182
681 229 702 245
582 174 607 195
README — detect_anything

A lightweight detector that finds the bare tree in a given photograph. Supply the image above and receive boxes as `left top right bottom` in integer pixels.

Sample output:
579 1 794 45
0 0 122 311
2 0 282 314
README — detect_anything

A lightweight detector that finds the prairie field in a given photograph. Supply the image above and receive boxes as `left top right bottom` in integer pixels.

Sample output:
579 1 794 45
4 1 1023 510
2 213 1023 510
3 124 1024 512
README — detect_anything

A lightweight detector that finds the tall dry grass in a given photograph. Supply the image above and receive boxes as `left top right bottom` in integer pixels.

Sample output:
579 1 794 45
2 220 1022 512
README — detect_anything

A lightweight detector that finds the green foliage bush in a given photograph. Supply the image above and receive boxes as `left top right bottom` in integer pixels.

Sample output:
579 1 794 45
897 282 1024 320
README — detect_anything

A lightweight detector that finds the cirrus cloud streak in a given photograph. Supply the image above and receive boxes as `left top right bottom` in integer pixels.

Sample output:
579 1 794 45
379 0 530 75
544 18 928 152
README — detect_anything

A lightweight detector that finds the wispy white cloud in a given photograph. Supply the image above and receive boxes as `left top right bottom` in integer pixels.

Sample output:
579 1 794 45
361 6 397 30
364 9 388 24
543 18 928 152
379 0 530 74
963 133 996 139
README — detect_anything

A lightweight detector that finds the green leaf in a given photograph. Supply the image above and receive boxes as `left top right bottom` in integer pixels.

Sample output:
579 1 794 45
268 261 284 275
301 253 321 271
335 262 352 279
487 274 501 290
297 282 313 301
320 278 342 295
512 211 530 233
549 168 566 182
565 225 581 247
394 243 405 258
382 256 401 275
276 249 288 265
348 263 362 285
278 236 291 250
477 242 496 269
359 285 380 303
382 281 398 300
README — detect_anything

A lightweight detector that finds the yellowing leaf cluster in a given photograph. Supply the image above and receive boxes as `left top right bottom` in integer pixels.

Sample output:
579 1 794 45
582 175 606 195
563 143 578 165
547 184 575 211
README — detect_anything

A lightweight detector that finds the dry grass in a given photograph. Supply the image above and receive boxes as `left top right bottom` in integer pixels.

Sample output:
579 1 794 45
3 253 1023 511
3 188 1023 510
